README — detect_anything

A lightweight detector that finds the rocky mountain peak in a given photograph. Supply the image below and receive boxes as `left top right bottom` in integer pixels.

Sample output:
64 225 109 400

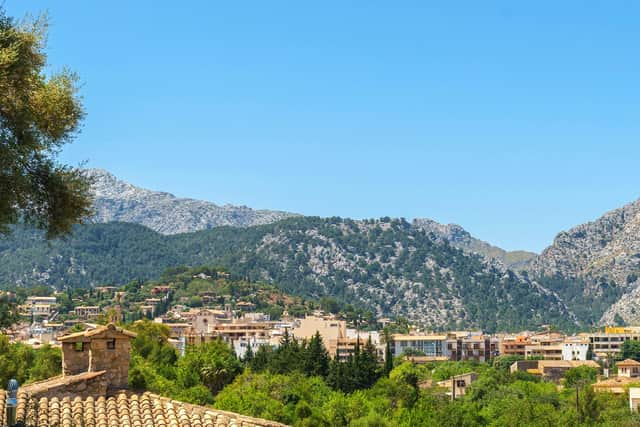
85 168 298 234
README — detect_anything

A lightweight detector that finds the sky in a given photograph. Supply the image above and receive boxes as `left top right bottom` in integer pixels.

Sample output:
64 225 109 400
5 1 640 253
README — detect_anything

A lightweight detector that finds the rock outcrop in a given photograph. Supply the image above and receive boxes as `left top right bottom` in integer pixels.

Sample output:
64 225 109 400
87 169 298 234
527 198 640 325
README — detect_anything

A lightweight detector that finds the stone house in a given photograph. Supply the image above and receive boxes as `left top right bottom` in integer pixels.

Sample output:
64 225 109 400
57 323 137 390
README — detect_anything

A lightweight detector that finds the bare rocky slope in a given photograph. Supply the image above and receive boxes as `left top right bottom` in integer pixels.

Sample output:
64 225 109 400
87 169 298 234
527 198 640 325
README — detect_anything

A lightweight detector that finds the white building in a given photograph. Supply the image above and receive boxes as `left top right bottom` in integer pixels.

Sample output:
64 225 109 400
630 387 640 411
562 340 589 361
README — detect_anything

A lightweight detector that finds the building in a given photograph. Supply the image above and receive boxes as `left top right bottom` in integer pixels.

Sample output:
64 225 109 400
562 337 589 361
630 387 640 411
588 327 640 358
525 344 563 360
593 376 640 394
26 296 57 306
20 304 55 317
72 306 101 320
617 359 640 378
57 323 137 389
151 285 172 295
500 335 530 357
437 372 479 399
510 359 600 382
292 316 347 357
448 335 499 362
391 334 447 358
21 296 58 317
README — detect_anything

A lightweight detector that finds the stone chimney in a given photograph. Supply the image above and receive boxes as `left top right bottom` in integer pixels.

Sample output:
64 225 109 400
57 324 137 390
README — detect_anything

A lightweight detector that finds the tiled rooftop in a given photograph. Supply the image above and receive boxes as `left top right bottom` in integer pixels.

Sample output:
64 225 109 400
0 390 287 427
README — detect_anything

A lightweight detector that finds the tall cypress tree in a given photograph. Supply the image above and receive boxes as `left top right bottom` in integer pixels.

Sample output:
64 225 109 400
384 339 393 376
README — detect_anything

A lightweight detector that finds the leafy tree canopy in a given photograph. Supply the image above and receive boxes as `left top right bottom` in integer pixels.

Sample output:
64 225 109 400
0 7 91 238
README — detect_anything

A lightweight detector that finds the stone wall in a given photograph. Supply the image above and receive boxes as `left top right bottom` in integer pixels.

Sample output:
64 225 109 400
62 341 91 376
88 337 132 389
22 371 108 400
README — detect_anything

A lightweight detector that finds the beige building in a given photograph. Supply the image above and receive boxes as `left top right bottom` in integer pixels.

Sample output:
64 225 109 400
292 316 347 357
617 359 640 378
511 359 600 382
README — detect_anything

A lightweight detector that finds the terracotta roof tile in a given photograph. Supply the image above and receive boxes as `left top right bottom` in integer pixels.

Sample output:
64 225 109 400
4 391 287 427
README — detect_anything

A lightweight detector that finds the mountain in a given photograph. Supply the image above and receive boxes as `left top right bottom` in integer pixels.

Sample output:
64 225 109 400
0 218 576 332
87 169 298 234
527 198 640 325
412 219 536 269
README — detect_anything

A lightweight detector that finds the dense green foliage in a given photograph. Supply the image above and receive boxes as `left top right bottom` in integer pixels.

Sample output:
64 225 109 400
214 359 640 427
0 292 19 329
0 335 61 386
0 218 581 331
621 340 640 361
120 319 640 426
0 8 92 238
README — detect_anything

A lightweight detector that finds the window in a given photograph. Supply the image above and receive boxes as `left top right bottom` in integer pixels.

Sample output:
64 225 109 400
107 339 116 350
74 342 84 352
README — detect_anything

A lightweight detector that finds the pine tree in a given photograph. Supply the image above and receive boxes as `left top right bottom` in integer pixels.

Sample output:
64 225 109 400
302 331 330 377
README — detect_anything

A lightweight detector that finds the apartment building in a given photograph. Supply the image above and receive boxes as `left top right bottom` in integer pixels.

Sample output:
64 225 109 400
500 335 530 357
292 315 347 357
72 306 101 319
391 334 448 358
588 327 640 358
448 335 499 362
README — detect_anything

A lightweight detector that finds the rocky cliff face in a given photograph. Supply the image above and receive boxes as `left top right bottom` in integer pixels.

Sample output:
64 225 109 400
527 198 640 324
413 219 535 269
87 169 298 234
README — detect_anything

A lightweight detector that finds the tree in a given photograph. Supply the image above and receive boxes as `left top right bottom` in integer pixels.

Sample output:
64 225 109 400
0 293 19 329
0 8 91 238
383 338 393 376
564 365 598 388
621 340 640 361
176 339 241 395
302 331 329 378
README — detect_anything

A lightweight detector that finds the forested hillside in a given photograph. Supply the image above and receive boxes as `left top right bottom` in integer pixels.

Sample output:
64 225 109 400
0 218 576 331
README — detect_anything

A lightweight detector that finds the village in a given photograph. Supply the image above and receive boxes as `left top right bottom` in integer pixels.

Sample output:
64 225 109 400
5 277 640 411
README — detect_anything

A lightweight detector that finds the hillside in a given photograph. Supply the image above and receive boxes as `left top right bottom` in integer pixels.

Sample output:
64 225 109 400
413 219 536 268
0 218 576 331
87 169 298 233
88 169 535 267
526 198 640 325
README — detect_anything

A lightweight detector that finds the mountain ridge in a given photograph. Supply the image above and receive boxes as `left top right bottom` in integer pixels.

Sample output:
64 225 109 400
87 169 534 267
87 168 299 234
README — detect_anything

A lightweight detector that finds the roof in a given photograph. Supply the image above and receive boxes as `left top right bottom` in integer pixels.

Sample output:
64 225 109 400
537 360 600 370
617 359 640 367
392 334 448 341
592 376 640 394
0 390 288 427
58 324 137 342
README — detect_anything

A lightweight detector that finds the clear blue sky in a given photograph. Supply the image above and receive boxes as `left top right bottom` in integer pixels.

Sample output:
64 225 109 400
6 1 640 252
